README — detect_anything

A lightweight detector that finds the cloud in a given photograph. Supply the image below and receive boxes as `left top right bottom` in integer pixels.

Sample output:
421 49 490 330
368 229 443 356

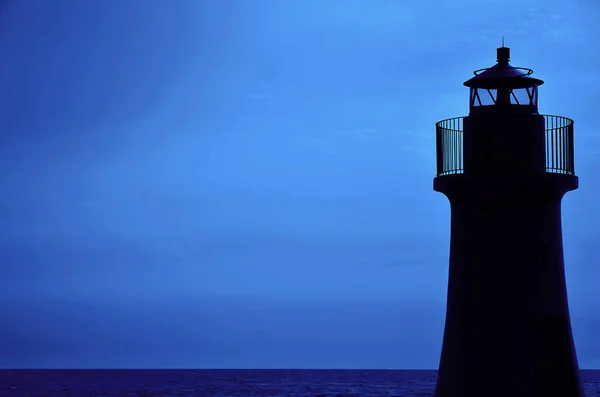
340 128 380 142
0 296 445 368
0 0 202 134
399 145 429 155
270 1 417 33
543 24 586 43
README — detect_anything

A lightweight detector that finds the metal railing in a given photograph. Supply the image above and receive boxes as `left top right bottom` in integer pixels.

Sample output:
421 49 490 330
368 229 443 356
545 115 575 175
436 117 464 176
435 114 575 177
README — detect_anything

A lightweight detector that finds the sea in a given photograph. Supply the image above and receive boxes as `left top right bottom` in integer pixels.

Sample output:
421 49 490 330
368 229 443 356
1 369 600 397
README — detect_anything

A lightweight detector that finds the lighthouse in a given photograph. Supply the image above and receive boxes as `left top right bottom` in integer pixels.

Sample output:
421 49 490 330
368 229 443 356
433 46 584 397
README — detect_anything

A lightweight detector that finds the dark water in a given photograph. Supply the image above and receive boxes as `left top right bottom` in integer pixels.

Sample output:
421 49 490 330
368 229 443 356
1 369 600 396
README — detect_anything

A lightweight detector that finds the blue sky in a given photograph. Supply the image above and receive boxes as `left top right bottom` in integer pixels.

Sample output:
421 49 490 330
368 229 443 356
1 0 600 369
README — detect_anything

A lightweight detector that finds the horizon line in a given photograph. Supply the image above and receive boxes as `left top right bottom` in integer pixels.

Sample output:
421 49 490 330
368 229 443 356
2 367 600 371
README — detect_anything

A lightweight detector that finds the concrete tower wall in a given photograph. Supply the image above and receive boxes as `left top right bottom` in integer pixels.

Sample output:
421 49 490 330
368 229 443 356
434 181 582 397
463 114 546 176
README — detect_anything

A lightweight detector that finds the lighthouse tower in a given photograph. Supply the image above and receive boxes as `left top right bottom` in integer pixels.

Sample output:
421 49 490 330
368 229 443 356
433 46 583 397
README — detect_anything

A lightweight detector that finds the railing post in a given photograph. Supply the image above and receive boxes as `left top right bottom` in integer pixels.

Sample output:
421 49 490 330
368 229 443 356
436 123 442 176
561 118 564 172
569 121 575 174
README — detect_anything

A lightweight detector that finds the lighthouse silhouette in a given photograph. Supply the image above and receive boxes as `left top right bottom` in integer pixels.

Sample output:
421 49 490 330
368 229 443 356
433 45 584 397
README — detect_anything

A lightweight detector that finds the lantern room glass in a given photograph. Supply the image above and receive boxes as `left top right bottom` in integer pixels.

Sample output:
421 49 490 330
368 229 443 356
470 85 538 110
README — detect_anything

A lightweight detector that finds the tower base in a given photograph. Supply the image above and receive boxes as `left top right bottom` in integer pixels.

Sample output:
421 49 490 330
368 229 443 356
433 173 583 397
